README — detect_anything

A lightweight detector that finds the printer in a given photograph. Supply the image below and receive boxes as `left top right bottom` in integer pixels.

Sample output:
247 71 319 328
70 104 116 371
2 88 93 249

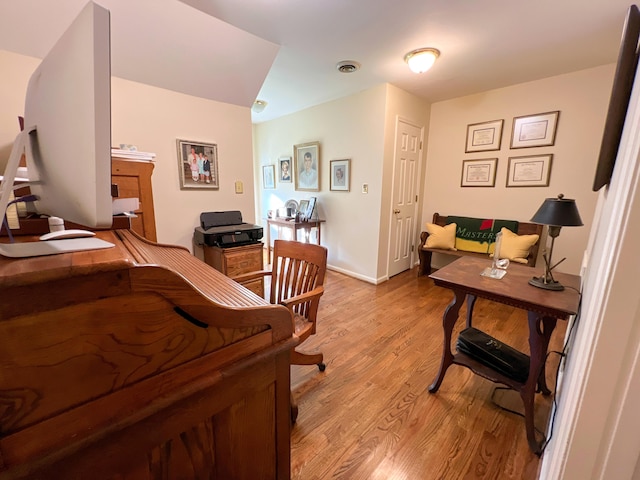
193 210 263 248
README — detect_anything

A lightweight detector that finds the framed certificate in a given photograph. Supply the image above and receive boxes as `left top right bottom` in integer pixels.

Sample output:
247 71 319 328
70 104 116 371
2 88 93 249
506 154 553 187
465 119 504 152
461 158 498 187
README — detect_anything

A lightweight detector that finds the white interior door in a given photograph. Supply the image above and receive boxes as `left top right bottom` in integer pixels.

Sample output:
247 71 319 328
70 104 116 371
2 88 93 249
388 119 422 277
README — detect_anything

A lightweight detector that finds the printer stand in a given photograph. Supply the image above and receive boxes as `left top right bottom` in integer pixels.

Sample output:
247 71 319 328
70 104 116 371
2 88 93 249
203 243 264 297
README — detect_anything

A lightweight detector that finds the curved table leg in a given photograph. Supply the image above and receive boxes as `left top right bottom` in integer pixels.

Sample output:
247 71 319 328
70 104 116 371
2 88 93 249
428 289 466 393
465 294 477 328
521 311 557 455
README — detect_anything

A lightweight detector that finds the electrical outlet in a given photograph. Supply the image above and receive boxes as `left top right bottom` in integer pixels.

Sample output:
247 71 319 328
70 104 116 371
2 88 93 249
362 183 368 194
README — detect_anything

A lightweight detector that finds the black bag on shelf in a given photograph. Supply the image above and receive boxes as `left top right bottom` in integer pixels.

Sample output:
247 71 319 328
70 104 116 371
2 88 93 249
456 327 530 383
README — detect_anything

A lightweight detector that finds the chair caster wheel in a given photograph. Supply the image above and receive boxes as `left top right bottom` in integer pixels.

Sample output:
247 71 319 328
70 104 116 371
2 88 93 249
318 362 326 372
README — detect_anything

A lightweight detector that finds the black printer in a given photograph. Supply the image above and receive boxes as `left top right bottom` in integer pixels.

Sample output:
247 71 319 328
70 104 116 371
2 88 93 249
193 210 263 248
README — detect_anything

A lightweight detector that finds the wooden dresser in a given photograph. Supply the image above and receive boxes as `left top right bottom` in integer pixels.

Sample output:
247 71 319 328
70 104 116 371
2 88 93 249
2 157 157 241
111 157 157 241
0 230 295 479
203 243 265 297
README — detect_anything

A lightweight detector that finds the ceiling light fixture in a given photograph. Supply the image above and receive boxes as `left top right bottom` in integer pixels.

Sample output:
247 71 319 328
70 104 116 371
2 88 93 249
404 48 440 74
252 100 267 113
336 60 361 73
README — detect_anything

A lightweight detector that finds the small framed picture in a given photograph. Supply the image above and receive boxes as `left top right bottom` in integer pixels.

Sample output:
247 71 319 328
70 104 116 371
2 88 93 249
461 158 498 187
465 119 503 153
279 157 292 183
506 154 553 187
263 165 275 189
330 159 350 191
511 111 560 148
294 141 320 191
298 199 309 217
176 139 219 190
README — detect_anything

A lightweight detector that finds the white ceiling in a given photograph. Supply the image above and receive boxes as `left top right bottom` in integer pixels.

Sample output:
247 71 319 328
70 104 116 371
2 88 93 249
0 0 636 123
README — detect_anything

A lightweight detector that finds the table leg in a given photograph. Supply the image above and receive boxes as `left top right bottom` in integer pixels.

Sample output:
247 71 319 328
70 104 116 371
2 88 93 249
317 223 321 245
428 289 466 393
465 294 477 328
266 221 272 264
521 311 557 455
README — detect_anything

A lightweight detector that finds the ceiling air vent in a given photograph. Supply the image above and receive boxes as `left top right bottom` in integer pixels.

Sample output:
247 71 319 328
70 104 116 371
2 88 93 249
336 61 361 73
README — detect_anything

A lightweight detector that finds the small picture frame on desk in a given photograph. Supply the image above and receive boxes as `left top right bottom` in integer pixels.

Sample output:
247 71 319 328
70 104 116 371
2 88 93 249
298 200 309 219
302 197 317 221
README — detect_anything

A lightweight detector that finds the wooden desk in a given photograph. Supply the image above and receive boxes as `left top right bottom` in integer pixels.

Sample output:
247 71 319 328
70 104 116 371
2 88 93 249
0 230 296 479
265 217 325 263
428 256 581 455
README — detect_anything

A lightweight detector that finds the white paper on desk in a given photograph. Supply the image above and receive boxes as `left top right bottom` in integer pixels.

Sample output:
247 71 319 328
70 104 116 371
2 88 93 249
112 197 139 215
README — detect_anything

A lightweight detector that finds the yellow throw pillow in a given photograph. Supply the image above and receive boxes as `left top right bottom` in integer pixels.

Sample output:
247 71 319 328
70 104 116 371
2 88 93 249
424 223 457 250
497 227 539 264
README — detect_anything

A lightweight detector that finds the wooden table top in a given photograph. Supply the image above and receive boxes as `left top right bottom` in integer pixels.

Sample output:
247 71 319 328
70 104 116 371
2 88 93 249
429 256 581 319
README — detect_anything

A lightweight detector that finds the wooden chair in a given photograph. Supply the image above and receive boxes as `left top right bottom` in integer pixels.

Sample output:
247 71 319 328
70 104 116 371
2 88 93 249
235 239 328 422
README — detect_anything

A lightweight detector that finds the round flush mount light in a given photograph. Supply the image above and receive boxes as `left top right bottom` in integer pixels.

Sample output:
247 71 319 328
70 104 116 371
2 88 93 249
252 99 268 113
336 60 361 73
404 48 440 73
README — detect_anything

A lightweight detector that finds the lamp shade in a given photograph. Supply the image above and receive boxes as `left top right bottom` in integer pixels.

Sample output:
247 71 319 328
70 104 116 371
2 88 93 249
404 48 440 74
530 194 583 226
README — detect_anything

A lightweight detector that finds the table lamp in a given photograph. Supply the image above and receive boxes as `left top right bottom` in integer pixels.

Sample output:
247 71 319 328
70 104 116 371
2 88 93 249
529 194 583 291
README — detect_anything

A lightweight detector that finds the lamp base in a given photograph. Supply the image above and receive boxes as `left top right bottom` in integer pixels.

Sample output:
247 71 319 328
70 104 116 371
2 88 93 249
529 276 565 291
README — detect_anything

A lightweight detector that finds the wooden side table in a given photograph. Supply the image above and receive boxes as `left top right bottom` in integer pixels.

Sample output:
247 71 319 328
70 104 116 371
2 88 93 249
265 217 325 263
202 242 264 297
428 256 581 455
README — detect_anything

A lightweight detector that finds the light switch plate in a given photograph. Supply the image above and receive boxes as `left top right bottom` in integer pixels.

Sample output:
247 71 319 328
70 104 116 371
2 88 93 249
235 181 243 194
362 183 368 194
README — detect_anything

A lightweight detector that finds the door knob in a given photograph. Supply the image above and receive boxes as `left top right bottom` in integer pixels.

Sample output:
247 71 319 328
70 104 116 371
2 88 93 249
393 209 401 214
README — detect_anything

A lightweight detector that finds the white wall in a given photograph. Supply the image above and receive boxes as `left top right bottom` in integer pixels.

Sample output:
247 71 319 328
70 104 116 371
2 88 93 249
253 85 387 283
110 77 255 252
422 64 615 275
0 49 256 254
252 83 430 283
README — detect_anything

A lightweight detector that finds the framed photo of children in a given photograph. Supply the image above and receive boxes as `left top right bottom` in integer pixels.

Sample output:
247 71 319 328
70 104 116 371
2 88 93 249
263 165 275 189
176 139 219 190
294 141 320 192
330 159 350 191
279 157 292 183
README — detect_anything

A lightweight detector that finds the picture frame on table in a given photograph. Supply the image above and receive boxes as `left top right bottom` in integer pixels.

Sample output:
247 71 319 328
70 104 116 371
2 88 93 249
294 141 320 191
460 158 498 187
330 159 350 191
298 199 309 218
510 111 560 149
176 139 219 190
262 165 275 189
506 154 553 187
465 119 503 153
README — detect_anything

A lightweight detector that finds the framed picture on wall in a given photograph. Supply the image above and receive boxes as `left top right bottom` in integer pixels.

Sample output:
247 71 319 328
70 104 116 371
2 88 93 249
330 159 350 191
294 141 320 191
506 154 553 187
465 119 503 152
279 157 292 183
176 139 219 190
263 165 275 189
510 111 560 148
460 158 498 187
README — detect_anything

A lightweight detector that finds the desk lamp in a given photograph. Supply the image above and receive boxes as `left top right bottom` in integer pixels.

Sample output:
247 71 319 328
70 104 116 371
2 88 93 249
529 194 583 291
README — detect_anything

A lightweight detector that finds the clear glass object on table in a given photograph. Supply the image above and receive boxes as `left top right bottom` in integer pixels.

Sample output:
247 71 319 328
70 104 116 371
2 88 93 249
481 231 509 279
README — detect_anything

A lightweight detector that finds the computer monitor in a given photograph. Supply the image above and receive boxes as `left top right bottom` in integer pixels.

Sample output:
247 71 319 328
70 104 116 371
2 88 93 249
0 1 114 257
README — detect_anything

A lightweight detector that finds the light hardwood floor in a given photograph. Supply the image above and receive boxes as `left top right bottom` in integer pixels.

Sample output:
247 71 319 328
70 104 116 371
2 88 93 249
290 267 566 480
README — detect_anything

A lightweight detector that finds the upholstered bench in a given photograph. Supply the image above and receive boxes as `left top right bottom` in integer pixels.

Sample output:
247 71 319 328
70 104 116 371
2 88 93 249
417 213 543 276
